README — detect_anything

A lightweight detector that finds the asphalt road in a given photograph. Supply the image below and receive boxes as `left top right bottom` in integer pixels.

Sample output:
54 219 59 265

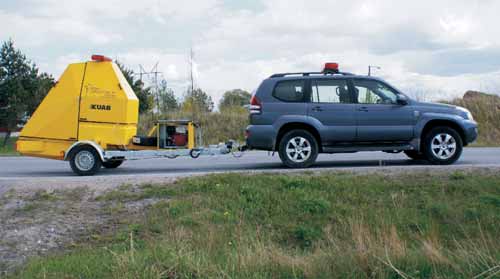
1 148 499 179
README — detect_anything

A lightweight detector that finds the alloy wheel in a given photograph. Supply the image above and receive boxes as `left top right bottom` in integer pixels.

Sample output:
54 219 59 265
285 136 312 163
430 133 457 160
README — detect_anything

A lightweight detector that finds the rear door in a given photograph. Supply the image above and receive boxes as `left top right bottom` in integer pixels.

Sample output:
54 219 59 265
269 79 309 122
352 79 414 141
307 78 357 145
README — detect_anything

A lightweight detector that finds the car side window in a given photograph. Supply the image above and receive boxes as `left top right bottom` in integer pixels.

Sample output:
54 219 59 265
273 80 305 102
353 79 398 105
311 79 351 103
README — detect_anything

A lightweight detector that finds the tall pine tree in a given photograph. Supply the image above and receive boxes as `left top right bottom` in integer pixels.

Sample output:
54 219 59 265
0 39 54 146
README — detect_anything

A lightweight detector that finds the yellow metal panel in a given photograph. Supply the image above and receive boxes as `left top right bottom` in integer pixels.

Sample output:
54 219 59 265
17 138 73 160
112 63 138 101
78 122 137 148
77 61 139 147
79 61 138 125
188 122 195 149
19 63 85 140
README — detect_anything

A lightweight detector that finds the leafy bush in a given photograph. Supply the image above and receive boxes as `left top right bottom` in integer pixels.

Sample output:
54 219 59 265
446 91 500 146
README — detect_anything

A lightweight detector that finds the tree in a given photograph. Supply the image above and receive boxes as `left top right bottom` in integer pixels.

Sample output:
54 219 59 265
0 39 54 146
158 80 178 114
182 88 214 117
24 72 55 116
219 89 251 111
116 61 153 114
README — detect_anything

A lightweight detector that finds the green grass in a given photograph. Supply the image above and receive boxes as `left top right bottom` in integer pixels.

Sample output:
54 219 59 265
0 136 18 155
13 172 500 278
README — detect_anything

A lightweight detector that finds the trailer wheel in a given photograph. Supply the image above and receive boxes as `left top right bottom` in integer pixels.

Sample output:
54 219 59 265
190 149 202 159
102 160 123 169
69 145 102 176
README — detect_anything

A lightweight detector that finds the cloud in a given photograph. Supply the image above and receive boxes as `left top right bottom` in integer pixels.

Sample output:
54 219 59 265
0 10 121 47
0 0 221 47
191 0 500 102
2 0 500 106
401 47 500 76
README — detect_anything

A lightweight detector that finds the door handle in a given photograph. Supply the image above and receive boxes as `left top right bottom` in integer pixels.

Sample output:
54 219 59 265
358 106 369 112
312 106 323 112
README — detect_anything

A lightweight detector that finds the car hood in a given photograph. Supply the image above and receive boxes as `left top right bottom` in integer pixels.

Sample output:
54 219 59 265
413 101 456 109
412 101 468 118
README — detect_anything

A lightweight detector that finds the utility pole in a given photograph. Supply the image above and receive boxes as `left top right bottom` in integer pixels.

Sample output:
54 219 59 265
189 47 195 94
368 65 381 76
137 65 147 82
151 62 161 116
134 63 163 115
189 47 196 121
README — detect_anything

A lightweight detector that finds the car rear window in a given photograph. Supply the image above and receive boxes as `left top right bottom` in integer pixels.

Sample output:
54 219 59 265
273 80 305 102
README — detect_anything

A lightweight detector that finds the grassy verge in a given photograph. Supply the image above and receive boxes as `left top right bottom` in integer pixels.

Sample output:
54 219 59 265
0 136 18 156
14 171 500 278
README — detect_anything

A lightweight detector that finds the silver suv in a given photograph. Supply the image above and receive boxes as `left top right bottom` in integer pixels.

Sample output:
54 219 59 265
246 63 478 168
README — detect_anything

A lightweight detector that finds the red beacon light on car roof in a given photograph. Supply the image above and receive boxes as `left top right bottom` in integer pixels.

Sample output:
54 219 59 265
323 62 339 74
91 54 112 62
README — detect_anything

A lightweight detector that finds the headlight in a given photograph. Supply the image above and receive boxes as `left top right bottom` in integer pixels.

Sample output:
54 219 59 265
456 106 473 121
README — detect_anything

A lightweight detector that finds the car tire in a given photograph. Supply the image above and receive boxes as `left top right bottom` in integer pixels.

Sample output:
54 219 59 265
404 150 426 161
278 129 318 168
422 126 463 165
69 145 102 176
102 160 124 169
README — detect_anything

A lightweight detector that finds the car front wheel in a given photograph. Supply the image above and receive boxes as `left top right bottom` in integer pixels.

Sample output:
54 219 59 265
422 126 463 165
278 130 318 168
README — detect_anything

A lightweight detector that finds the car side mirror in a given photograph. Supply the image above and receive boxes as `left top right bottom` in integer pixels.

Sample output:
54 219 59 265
396 95 408 105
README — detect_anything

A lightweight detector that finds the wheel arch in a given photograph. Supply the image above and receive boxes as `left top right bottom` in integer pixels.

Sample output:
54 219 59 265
419 119 467 148
274 122 322 152
64 141 105 162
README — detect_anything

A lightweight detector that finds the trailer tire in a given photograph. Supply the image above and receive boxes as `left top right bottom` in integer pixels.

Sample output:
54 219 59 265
190 149 202 159
69 145 102 176
102 160 123 169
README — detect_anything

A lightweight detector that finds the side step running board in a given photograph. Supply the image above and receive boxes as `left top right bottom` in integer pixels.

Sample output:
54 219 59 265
322 144 415 153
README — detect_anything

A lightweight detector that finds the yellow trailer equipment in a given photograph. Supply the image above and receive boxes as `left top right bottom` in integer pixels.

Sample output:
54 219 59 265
17 55 237 175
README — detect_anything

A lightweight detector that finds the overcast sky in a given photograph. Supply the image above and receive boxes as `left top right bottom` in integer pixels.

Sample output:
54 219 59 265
2 0 500 104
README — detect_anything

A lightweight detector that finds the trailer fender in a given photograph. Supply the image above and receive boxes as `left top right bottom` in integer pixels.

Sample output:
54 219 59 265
64 141 105 162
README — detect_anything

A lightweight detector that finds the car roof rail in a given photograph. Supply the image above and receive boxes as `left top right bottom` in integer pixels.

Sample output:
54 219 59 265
269 71 354 78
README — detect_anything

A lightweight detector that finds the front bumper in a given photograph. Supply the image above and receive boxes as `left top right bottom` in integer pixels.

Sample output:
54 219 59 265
462 120 478 144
